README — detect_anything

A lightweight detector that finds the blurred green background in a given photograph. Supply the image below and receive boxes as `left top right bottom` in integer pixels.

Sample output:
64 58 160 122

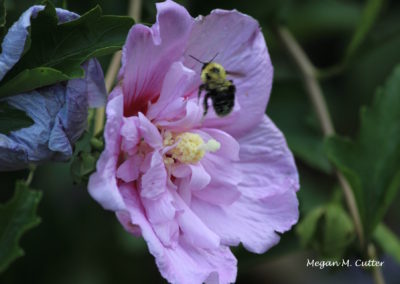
1 0 400 283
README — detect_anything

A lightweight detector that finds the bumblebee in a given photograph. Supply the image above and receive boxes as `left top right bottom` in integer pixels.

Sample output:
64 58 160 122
190 55 236 117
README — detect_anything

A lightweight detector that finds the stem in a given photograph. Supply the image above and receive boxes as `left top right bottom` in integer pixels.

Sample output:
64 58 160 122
25 165 36 186
368 244 385 284
275 26 385 284
93 0 142 135
276 27 334 135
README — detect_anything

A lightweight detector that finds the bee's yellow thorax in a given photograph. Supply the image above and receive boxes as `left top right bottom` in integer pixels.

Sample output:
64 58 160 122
201 62 227 84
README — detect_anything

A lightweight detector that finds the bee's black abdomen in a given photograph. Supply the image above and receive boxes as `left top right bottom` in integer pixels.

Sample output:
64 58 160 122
211 86 235 117
213 97 234 116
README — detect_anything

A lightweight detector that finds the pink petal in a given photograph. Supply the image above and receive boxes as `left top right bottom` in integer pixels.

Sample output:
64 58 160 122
152 220 180 248
88 92 125 211
116 155 142 183
194 154 242 206
171 163 191 178
157 100 203 132
138 112 163 149
183 9 273 138
117 183 237 284
201 154 242 191
237 115 299 199
120 116 140 155
140 151 167 199
141 190 180 247
147 61 196 121
177 177 192 205
172 191 220 250
191 189 299 253
195 128 240 161
190 116 299 253
139 151 153 174
120 0 193 115
193 184 241 206
141 191 176 225
188 163 211 191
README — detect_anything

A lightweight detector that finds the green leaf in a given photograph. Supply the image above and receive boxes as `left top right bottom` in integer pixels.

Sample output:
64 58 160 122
325 65 400 240
0 0 5 53
0 181 42 273
318 0 385 78
0 102 34 134
286 0 361 39
70 109 103 184
297 203 355 260
345 0 384 62
70 151 98 184
0 0 4 27
268 82 332 173
374 223 400 264
0 0 5 27
0 2 134 98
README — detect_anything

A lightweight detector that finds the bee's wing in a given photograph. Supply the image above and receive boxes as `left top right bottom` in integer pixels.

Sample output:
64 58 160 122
226 70 246 78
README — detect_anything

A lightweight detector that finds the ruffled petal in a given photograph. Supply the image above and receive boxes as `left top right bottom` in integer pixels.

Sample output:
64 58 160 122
188 163 211 191
138 112 163 149
117 183 237 284
189 154 241 206
141 189 179 247
236 115 299 199
192 189 299 253
116 155 142 183
141 191 177 225
147 61 196 121
183 9 273 138
88 93 125 211
140 151 168 199
194 128 240 161
120 116 140 155
172 190 220 250
190 116 299 253
157 100 203 132
192 184 241 207
120 0 193 115
201 154 242 192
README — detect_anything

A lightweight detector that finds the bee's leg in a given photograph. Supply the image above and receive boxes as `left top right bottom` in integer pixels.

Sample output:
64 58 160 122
198 84 206 103
203 93 210 116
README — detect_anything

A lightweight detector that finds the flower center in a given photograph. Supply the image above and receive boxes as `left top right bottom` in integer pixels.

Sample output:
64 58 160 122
164 131 220 164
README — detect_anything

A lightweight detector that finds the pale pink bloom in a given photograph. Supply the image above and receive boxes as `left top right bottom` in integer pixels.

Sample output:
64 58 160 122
88 1 299 283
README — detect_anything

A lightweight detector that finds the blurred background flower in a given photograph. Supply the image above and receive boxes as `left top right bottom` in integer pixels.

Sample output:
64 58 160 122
0 5 106 171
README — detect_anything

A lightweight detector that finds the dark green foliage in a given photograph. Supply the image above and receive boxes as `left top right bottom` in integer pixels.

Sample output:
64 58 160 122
297 203 355 260
70 133 103 184
0 102 33 134
0 181 42 272
0 2 134 97
374 224 400 264
344 0 384 63
0 0 5 44
326 65 400 240
267 83 332 173
70 110 103 184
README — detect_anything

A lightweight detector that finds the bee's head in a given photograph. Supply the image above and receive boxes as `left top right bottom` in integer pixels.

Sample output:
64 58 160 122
201 62 226 83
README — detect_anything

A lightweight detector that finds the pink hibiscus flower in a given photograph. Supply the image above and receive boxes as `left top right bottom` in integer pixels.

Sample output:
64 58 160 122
88 1 299 283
